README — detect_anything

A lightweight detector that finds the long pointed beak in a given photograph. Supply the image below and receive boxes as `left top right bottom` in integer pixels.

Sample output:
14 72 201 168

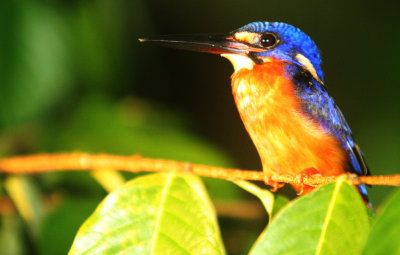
139 34 263 55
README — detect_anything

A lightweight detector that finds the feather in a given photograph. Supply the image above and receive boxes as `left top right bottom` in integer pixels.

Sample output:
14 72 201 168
290 64 370 177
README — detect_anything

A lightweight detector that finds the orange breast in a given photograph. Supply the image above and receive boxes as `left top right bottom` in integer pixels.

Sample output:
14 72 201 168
231 61 346 177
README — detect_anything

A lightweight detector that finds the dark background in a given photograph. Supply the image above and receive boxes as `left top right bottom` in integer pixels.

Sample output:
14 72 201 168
0 0 399 254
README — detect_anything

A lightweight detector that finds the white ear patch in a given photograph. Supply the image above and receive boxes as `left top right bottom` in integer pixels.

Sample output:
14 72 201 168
221 54 254 72
296 54 323 84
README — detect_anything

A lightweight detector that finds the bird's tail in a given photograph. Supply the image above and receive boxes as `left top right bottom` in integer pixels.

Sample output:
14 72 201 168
357 184 374 212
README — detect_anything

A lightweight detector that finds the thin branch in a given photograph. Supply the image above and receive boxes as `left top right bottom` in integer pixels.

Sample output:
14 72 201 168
0 153 399 187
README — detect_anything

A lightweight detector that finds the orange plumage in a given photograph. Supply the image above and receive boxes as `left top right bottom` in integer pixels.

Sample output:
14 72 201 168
231 60 347 183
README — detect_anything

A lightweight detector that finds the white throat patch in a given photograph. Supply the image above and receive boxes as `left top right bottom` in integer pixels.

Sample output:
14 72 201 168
221 54 254 72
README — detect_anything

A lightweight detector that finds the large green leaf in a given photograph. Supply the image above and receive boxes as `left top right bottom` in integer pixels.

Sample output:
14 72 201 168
69 173 225 254
363 188 400 255
250 178 369 255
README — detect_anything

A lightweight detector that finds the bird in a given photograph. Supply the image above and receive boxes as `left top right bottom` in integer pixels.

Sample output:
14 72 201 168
140 21 371 203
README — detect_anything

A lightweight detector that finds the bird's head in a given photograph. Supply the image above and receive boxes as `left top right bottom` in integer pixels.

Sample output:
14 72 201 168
140 21 323 83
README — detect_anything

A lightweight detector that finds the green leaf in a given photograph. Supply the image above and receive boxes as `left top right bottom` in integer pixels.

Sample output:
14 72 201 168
69 173 225 255
233 180 274 217
250 178 369 255
0 215 25 255
363 188 400 255
4 175 44 237
90 169 126 192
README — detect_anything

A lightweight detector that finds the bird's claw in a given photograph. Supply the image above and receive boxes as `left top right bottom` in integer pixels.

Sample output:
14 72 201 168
264 175 285 192
296 168 321 195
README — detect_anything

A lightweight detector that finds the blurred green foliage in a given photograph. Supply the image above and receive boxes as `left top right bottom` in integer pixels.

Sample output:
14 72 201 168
0 0 399 254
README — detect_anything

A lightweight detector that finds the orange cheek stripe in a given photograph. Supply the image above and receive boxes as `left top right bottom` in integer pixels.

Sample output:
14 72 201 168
231 61 347 177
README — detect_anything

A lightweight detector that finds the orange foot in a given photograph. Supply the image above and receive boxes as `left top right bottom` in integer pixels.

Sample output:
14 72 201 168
296 168 322 195
264 175 285 192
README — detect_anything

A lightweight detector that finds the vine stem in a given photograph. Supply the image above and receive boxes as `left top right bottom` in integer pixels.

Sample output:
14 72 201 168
0 153 399 186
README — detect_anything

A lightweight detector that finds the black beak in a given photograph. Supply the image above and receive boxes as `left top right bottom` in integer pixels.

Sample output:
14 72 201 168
139 34 263 55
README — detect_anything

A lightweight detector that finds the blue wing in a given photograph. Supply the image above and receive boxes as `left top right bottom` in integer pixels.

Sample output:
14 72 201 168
286 63 371 204
290 66 370 177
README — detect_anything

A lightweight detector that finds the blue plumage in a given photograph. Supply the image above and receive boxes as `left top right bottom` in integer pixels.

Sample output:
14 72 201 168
236 21 324 83
288 64 369 175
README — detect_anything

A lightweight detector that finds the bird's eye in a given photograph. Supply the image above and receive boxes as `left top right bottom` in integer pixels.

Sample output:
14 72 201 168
260 33 277 48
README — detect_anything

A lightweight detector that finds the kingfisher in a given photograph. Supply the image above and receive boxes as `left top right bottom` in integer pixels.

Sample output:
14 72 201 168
140 21 371 202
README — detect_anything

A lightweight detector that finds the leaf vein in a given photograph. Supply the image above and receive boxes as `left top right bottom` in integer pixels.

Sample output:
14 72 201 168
314 178 343 255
